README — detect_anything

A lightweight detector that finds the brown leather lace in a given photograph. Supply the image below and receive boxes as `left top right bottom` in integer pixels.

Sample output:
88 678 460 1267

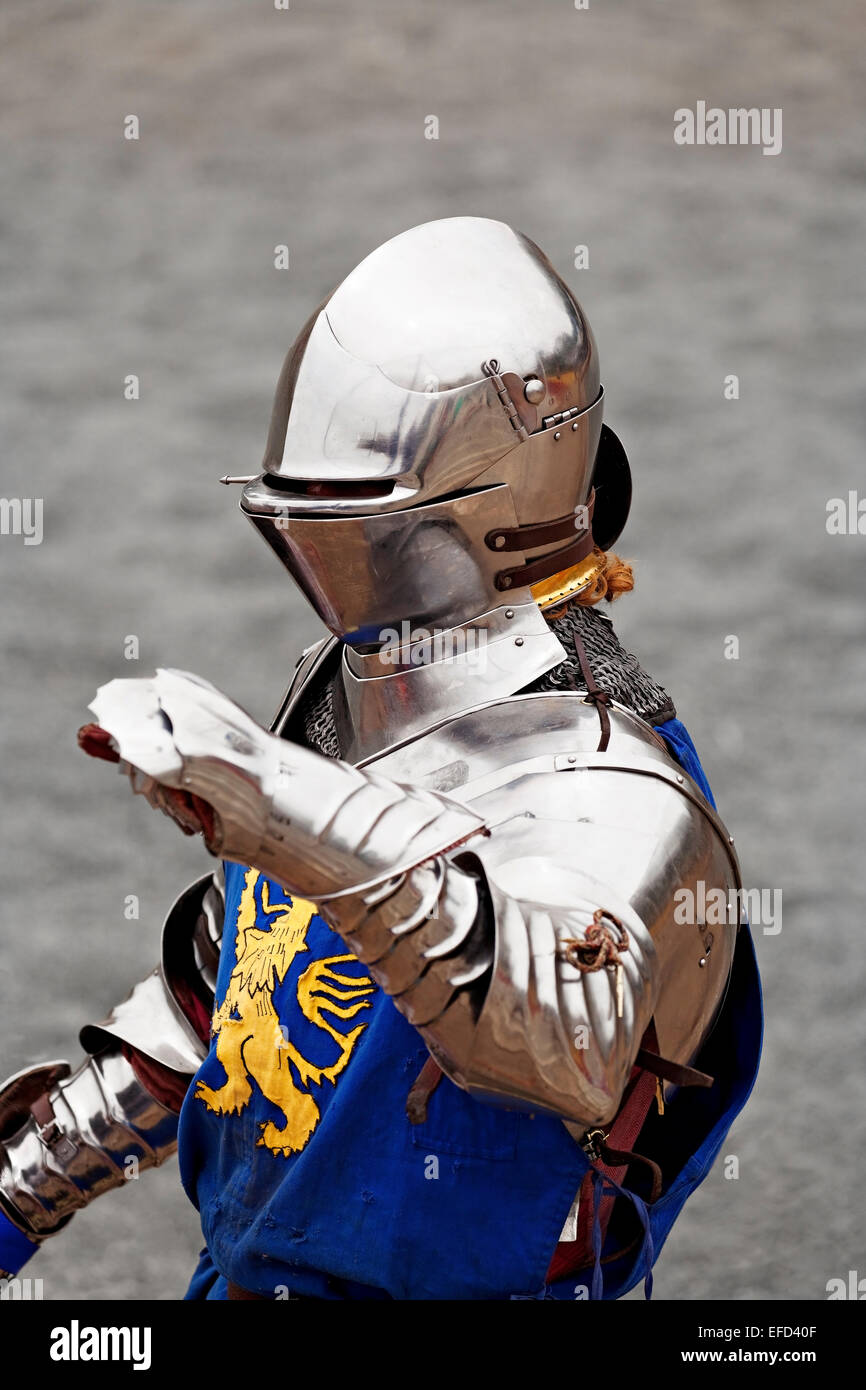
568 630 613 751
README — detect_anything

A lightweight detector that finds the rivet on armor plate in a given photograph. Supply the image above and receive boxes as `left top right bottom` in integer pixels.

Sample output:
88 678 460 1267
524 378 545 404
676 773 684 783
515 637 524 647
505 608 514 619
554 431 561 441
572 421 579 431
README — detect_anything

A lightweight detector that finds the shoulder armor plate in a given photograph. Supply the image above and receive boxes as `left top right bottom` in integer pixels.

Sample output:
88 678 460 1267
368 693 741 1110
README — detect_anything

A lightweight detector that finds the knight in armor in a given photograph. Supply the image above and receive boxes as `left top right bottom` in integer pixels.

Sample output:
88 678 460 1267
0 217 762 1300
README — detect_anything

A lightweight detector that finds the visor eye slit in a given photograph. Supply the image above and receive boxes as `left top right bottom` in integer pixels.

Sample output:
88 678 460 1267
261 477 396 501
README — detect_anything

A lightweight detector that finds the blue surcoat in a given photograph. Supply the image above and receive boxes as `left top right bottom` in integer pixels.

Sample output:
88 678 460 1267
179 718 762 1300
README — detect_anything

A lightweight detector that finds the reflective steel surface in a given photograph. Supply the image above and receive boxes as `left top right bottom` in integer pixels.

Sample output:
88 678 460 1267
241 217 611 642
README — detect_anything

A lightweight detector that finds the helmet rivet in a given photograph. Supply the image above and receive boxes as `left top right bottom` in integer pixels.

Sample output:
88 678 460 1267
572 421 579 431
515 637 524 647
505 608 515 619
524 378 545 405
676 774 684 784
699 958 707 968
554 431 561 441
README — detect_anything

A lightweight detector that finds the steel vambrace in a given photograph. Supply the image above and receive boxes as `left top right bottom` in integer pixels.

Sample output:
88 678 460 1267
0 1050 180 1266
0 873 219 1272
88 669 486 903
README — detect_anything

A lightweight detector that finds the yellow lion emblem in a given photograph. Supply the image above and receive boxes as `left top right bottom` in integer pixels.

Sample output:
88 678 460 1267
195 867 376 1156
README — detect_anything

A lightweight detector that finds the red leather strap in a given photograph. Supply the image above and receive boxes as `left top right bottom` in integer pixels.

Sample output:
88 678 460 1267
634 1049 714 1089
546 1019 689 1283
546 1063 658 1283
406 1056 444 1125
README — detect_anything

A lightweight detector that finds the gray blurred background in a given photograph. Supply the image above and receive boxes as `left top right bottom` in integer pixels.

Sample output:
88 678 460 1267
1 0 864 1301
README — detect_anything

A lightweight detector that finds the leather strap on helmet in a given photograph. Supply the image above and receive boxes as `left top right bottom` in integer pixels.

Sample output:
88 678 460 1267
489 489 596 591
486 488 595 553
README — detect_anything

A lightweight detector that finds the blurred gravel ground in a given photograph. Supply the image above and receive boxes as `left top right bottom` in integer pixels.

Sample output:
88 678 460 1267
1 0 864 1300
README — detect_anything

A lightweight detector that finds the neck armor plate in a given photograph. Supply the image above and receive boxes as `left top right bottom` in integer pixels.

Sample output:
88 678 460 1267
288 604 673 762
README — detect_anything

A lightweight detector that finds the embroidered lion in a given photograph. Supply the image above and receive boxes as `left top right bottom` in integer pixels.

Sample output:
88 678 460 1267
195 867 375 1156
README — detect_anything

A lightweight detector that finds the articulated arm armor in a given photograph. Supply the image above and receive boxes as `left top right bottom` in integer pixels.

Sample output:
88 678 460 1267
85 667 741 1136
332 694 737 1127
0 873 222 1267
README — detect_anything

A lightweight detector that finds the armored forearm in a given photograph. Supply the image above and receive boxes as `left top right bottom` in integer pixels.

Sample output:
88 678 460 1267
0 872 221 1269
324 852 658 1131
0 1050 181 1253
86 669 485 903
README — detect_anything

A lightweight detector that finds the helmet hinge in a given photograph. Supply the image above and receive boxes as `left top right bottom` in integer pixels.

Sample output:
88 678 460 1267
482 359 530 442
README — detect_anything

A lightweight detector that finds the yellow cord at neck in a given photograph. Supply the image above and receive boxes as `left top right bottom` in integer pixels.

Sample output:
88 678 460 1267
530 549 607 611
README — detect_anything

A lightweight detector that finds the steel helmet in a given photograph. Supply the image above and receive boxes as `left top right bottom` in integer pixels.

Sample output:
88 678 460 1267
240 216 631 643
